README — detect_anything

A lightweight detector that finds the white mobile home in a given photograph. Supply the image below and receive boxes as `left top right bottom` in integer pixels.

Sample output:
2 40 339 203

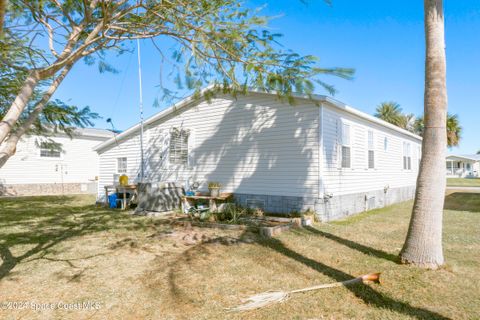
446 154 480 178
94 89 422 221
0 128 114 196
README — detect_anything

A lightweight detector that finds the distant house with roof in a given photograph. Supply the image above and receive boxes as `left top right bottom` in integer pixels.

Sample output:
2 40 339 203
446 154 480 178
0 128 114 196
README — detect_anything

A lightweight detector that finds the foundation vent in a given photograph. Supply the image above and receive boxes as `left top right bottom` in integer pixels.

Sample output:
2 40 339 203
367 196 376 210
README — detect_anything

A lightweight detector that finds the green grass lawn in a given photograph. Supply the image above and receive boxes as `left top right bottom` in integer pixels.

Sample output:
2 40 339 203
447 177 480 187
0 192 479 319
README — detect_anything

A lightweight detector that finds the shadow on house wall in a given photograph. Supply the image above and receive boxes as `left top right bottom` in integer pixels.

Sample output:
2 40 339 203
142 95 320 213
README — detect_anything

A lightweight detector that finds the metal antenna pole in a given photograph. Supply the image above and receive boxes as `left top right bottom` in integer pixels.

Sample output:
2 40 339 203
137 38 145 182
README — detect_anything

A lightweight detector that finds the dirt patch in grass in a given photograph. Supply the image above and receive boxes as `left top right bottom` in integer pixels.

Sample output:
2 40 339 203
1 194 479 319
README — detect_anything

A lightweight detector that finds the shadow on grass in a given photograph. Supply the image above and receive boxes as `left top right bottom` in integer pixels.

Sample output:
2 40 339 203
167 234 251 302
303 226 399 263
444 192 480 212
258 237 450 320
0 195 166 281
164 228 449 320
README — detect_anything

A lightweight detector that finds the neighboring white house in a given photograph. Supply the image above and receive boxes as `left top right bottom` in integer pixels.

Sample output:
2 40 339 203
94 89 422 221
0 128 114 196
446 154 480 178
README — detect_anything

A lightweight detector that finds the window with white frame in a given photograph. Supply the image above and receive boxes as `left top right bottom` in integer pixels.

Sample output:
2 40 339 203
403 142 412 170
368 130 375 169
39 142 61 158
384 137 388 152
169 128 189 165
340 123 351 168
117 157 127 174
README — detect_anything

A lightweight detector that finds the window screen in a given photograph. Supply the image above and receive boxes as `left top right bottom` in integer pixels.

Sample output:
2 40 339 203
342 146 351 168
341 123 351 168
403 142 411 170
368 131 374 169
39 142 61 158
169 128 189 165
117 157 127 173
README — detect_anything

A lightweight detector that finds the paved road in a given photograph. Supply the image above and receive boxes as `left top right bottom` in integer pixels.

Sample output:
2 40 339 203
447 186 480 193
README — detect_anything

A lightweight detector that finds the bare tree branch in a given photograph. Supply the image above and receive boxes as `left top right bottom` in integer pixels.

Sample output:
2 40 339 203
38 17 60 58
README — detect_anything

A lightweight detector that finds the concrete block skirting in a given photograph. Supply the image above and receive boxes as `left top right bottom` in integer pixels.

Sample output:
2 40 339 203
234 193 317 214
0 182 98 196
234 185 416 221
316 185 416 221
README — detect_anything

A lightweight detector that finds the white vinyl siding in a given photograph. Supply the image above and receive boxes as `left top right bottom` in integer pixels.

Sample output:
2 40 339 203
0 135 106 185
321 103 421 196
96 92 422 202
97 93 320 199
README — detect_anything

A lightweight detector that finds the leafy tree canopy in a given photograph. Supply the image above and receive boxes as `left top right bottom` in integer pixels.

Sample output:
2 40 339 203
374 101 462 148
374 101 414 131
414 113 462 148
0 0 353 167
1 8 99 140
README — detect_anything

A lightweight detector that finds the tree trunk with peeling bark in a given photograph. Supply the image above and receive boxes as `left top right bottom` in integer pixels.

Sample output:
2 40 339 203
0 73 40 143
400 0 447 269
0 64 73 167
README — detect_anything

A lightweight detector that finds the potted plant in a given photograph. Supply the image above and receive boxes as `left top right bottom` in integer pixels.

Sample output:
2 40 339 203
208 181 221 197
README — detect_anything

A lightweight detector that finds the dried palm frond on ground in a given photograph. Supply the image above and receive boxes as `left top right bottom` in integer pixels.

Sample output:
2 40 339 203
228 273 381 312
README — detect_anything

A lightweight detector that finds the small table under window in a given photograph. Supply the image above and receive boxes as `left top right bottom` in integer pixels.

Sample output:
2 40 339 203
104 184 137 210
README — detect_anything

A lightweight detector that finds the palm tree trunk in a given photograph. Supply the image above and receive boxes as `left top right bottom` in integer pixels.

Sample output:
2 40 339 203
400 0 447 269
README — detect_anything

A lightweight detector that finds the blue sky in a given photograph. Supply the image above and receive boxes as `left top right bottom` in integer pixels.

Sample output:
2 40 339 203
52 1 480 154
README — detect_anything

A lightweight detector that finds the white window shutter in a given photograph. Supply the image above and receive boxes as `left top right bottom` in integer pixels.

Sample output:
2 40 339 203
342 123 351 146
337 118 343 145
